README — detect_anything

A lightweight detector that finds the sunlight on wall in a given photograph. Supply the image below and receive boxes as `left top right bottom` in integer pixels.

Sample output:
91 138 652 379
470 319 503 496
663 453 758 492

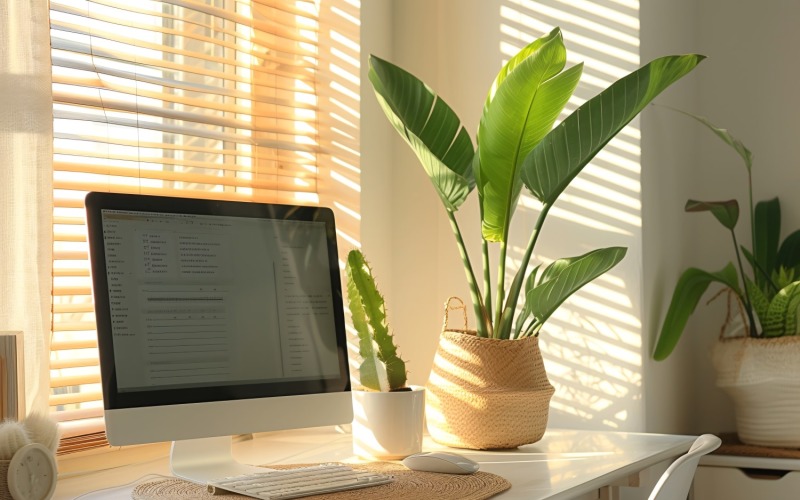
500 0 642 430
314 0 364 382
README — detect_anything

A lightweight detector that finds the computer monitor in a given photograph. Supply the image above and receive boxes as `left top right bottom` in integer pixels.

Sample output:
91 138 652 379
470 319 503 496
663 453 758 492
85 192 353 483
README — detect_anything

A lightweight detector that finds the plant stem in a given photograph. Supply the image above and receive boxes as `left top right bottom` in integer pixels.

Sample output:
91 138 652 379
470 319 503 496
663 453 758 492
494 241 508 331
446 209 491 337
522 319 541 338
496 203 552 339
751 258 780 296
747 167 755 278
482 238 493 323
731 229 758 337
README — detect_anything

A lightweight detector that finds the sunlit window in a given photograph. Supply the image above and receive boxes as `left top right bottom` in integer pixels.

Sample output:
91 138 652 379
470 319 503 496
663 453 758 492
48 0 360 453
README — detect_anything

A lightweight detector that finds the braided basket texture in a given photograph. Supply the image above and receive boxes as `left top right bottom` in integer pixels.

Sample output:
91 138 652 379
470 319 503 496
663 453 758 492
712 336 800 448
0 460 11 500
426 299 554 449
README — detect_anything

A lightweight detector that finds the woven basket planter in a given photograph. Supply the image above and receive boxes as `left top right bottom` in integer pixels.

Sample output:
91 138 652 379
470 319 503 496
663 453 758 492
425 299 554 449
712 336 800 448
0 460 10 500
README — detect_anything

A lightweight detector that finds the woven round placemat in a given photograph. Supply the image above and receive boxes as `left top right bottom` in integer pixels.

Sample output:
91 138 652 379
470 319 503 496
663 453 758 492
131 462 511 500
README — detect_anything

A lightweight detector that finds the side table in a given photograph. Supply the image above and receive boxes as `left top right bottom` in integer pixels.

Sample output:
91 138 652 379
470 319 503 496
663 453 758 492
693 433 800 499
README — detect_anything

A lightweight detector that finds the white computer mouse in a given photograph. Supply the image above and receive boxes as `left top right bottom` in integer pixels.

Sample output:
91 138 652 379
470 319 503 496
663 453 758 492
401 451 480 474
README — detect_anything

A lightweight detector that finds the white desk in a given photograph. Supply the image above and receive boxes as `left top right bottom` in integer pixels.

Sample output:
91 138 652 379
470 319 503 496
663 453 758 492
54 427 695 500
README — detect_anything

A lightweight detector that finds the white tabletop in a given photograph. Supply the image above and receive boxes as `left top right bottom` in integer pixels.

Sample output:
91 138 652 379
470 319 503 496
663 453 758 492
54 427 695 500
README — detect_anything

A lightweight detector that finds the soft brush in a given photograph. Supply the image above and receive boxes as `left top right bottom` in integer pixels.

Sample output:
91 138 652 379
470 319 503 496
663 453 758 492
0 420 31 460
22 412 61 453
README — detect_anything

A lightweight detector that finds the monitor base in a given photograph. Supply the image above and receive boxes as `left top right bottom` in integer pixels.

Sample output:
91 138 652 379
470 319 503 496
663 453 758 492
170 436 272 483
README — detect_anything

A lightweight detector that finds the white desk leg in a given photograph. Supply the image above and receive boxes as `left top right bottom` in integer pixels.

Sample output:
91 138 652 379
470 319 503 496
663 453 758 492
599 485 620 500
600 471 641 500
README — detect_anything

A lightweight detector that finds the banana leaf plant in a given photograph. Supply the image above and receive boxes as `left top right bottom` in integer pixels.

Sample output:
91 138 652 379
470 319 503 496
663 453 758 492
653 112 800 360
369 27 704 339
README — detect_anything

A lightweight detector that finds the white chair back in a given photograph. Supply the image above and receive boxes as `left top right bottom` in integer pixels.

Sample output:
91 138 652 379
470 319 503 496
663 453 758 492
648 434 722 500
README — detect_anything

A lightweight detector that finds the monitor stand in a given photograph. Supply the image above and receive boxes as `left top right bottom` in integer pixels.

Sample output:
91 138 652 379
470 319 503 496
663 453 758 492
170 436 273 483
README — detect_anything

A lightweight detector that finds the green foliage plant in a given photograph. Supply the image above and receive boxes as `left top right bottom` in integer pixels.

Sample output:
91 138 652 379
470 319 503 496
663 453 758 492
345 249 408 391
369 27 704 339
653 111 800 360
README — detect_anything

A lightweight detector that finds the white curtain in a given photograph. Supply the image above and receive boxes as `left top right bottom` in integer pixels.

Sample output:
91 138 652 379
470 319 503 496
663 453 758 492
0 0 53 415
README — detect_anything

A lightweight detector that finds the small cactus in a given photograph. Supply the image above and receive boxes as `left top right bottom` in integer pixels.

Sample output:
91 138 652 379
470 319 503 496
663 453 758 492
345 249 407 391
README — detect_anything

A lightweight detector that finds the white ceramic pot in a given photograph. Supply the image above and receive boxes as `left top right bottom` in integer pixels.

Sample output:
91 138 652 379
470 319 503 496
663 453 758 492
712 336 800 447
351 386 425 460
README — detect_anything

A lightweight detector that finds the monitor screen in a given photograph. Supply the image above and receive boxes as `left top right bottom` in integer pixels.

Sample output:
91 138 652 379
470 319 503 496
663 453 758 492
85 192 352 480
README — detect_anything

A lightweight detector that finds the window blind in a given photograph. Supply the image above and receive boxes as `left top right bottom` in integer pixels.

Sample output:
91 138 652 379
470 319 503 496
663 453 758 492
48 0 361 453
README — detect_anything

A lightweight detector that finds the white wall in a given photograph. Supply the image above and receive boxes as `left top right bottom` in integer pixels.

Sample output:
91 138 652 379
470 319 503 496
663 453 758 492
362 0 650 432
644 0 800 435
361 0 800 435
640 0 701 434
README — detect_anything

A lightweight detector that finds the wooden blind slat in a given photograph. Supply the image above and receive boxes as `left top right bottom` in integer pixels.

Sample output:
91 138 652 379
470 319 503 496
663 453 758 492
50 357 100 370
51 338 98 351
51 79 319 119
51 373 101 389
54 156 317 176
53 162 316 186
54 175 316 195
50 54 317 108
52 107 322 152
50 391 103 407
53 250 88 261
53 303 94 314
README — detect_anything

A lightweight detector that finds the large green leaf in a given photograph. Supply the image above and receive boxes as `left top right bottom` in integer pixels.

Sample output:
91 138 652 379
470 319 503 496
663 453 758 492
754 197 780 289
525 247 627 335
537 257 572 287
369 55 475 212
763 281 800 337
653 263 741 360
476 28 583 242
777 230 800 274
482 28 557 114
685 199 739 230
522 54 705 205
669 108 753 172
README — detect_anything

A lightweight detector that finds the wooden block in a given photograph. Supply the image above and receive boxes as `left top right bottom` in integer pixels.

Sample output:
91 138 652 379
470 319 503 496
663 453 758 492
0 331 25 420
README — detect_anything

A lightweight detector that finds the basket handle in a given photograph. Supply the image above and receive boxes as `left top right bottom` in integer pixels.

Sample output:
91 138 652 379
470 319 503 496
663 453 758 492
442 297 469 332
711 288 749 340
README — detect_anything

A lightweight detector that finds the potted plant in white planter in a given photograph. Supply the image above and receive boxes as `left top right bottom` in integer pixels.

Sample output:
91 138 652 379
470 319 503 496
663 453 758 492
652 111 800 447
345 249 424 460
369 26 704 449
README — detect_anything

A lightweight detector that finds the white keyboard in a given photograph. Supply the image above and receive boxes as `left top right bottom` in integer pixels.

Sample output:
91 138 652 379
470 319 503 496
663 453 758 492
206 463 394 499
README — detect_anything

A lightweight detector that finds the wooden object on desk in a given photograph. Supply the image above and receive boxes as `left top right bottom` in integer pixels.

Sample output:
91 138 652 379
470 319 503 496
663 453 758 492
0 331 25 421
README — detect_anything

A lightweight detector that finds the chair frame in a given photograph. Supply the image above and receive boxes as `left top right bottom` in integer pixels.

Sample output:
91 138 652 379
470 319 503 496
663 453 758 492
648 434 722 500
